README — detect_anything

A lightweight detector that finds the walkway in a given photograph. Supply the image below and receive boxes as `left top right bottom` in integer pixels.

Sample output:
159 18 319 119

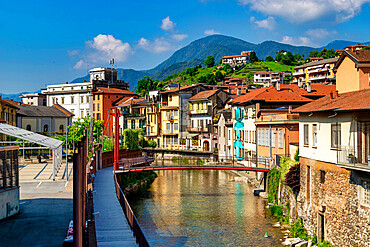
93 166 138 247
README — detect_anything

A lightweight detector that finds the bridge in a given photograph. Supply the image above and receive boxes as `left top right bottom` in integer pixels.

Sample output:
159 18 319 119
116 165 270 173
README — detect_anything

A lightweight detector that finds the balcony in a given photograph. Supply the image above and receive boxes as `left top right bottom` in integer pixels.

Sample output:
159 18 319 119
293 71 304 76
257 113 299 122
187 124 212 133
337 146 370 172
189 105 212 116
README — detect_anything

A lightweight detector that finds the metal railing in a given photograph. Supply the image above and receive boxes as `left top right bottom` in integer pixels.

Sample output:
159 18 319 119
337 146 370 169
113 173 150 247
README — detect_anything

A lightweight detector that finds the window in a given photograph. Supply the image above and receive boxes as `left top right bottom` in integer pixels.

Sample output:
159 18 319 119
80 96 84 104
278 129 283 149
86 96 89 103
265 128 269 147
363 180 370 205
190 103 193 111
174 110 178 116
313 124 317 147
61 97 65 104
131 120 135 129
80 110 83 117
174 123 178 130
261 129 265 146
71 96 74 104
271 129 275 147
304 124 309 146
59 125 64 133
43 124 49 133
26 125 31 131
320 170 326 184
169 95 172 101
331 123 341 148
97 113 100 120
93 104 95 111
97 104 100 111
258 129 261 145
167 123 170 130
52 98 55 104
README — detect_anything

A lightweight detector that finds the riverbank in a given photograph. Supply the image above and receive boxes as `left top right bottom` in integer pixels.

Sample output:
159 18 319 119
117 170 157 196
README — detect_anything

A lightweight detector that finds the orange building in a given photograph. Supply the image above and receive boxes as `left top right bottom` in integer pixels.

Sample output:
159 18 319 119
335 49 370 94
255 111 299 168
92 87 137 136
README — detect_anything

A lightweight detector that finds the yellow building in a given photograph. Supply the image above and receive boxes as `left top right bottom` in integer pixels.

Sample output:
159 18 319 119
0 97 18 141
145 101 161 145
159 84 207 149
293 57 338 86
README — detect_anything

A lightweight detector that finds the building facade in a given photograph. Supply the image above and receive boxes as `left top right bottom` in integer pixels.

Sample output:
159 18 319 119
0 97 18 141
254 71 284 87
222 51 252 66
20 93 46 106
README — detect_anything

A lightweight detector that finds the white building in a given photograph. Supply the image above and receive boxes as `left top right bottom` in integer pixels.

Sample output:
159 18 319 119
254 71 284 87
20 93 46 106
222 51 252 66
42 81 92 121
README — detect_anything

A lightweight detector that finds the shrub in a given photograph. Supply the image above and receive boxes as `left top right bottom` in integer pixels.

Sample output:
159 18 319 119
290 218 308 240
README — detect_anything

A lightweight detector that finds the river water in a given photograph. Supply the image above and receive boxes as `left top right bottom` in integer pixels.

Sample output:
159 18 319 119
128 169 283 246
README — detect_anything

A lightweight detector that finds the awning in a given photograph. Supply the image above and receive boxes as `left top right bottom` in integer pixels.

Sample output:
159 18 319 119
185 134 199 139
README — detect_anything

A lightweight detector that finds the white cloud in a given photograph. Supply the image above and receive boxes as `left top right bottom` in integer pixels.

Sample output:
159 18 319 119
87 34 131 62
204 29 220 35
238 0 370 23
73 60 84 69
305 28 338 39
68 50 79 56
172 34 188 41
250 16 276 30
138 37 172 53
161 16 176 31
282 36 315 46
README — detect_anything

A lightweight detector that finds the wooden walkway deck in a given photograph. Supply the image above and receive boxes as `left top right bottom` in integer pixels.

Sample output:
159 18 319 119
93 166 138 246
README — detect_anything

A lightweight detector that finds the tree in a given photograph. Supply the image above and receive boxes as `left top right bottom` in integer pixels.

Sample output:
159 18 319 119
249 51 258 63
204 55 215 67
265 56 274 62
136 76 164 95
214 70 224 82
309 50 320 58
222 64 233 74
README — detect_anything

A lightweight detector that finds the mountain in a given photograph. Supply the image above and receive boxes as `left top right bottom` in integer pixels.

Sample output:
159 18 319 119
0 91 41 102
72 35 370 91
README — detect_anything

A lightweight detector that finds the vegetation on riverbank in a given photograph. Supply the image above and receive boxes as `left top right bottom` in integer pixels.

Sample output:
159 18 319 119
267 152 331 246
117 171 157 196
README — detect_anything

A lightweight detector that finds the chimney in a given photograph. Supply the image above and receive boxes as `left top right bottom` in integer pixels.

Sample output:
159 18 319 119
330 92 334 99
335 90 339 98
298 80 302 88
307 82 311 93
237 88 241 95
276 81 280 91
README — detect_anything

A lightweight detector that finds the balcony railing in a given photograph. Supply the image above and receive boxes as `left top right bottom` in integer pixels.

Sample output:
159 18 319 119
187 124 213 133
337 146 370 171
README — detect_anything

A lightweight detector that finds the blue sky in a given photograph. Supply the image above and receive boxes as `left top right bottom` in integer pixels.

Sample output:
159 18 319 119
1 0 369 93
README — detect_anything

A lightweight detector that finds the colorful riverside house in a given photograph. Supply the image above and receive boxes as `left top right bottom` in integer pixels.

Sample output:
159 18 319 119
159 84 207 149
143 90 161 146
114 96 146 131
187 89 230 151
230 82 336 166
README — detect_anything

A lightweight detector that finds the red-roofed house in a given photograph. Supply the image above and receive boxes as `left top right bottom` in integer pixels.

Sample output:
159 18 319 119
253 71 284 87
159 84 207 149
186 89 230 151
228 83 335 169
222 51 252 66
292 88 370 246
335 49 370 94
93 87 138 136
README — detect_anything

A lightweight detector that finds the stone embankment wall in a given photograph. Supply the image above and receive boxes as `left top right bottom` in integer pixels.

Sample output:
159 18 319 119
298 157 370 246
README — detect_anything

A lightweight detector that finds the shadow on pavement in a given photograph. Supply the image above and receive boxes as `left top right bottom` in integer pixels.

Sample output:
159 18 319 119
0 198 72 247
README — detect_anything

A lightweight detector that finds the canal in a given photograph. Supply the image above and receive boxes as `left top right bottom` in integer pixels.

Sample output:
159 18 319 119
128 169 283 246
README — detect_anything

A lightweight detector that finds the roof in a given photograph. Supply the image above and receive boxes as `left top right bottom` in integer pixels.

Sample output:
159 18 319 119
94 87 137 95
334 49 370 70
0 99 19 109
188 89 219 101
230 84 335 105
115 97 145 106
17 104 72 118
222 54 248 59
160 84 202 94
294 57 338 70
293 89 370 113
0 123 63 149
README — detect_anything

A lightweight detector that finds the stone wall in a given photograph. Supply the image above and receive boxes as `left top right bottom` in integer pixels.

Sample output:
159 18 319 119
297 157 370 246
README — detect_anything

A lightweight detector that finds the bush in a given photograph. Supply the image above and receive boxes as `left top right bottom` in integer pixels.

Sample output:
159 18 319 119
290 218 308 240
270 205 283 218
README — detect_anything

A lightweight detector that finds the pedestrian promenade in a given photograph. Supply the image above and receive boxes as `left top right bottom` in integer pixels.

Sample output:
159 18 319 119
93 166 138 247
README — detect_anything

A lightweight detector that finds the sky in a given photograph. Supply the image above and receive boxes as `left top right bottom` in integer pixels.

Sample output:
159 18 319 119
0 0 369 93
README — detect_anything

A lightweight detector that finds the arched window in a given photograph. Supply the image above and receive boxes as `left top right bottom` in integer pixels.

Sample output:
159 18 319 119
59 125 64 133
43 124 49 133
26 125 31 131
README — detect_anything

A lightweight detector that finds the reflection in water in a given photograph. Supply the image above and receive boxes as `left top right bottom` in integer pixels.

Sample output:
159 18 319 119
128 170 283 246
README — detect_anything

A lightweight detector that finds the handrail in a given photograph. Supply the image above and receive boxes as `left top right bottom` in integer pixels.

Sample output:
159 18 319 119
113 172 150 247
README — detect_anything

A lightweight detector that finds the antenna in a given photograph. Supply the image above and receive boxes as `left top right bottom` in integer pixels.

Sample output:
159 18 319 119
109 58 114 89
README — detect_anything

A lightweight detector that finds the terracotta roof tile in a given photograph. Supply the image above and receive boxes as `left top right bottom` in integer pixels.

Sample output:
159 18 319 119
95 87 137 95
293 89 370 113
346 50 370 62
188 89 219 101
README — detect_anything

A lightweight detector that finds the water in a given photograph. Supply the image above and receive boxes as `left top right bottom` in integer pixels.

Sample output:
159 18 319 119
128 169 283 246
